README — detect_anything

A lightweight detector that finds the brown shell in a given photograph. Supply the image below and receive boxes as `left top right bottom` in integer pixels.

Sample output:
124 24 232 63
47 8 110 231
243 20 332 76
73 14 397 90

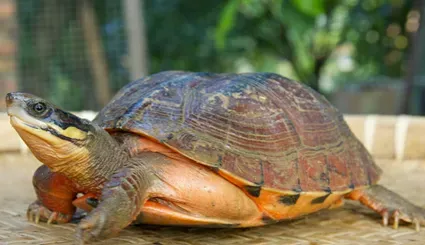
94 71 382 193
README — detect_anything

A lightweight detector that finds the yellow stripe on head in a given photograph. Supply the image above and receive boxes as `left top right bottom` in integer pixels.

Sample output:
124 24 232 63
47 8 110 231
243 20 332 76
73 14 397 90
48 123 88 141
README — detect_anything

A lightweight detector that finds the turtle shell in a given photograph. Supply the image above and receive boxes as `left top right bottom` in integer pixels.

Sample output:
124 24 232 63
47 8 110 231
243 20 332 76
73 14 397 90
94 71 382 193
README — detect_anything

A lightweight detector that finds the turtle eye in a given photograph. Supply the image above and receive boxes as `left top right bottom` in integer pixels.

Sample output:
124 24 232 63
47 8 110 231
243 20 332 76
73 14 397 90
32 102 47 115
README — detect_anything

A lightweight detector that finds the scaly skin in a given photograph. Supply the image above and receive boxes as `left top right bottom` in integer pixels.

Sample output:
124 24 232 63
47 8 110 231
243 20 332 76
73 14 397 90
28 132 156 243
28 165 77 224
77 163 153 242
346 185 425 231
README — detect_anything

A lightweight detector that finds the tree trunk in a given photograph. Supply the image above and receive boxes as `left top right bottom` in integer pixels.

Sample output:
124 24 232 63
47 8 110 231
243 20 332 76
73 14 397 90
402 0 425 114
123 0 149 80
80 0 111 108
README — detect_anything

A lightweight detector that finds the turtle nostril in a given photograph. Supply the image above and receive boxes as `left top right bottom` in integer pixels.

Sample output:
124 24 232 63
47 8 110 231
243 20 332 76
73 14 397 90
5 93 14 106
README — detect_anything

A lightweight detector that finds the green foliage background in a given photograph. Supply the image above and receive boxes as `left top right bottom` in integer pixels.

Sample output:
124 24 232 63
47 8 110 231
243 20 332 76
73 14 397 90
17 0 418 111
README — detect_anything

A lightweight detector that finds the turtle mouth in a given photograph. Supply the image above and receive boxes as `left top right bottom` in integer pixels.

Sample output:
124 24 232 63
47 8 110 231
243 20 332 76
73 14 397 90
10 116 41 130
8 105 49 131
10 114 85 146
10 115 57 135
8 106 80 145
10 114 57 140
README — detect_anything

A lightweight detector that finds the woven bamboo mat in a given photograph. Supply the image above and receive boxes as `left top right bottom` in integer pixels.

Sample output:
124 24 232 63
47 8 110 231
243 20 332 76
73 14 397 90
1 154 425 245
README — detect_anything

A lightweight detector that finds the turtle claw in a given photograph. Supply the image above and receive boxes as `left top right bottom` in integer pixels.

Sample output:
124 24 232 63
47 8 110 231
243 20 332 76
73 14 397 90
75 187 136 244
382 209 401 229
347 185 425 231
75 208 116 245
380 207 425 231
382 209 389 227
414 218 421 232
47 212 58 225
27 200 72 224
35 210 40 224
393 210 400 229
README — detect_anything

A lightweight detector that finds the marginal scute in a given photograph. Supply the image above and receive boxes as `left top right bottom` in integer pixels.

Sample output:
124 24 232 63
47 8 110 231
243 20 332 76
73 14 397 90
278 194 300 206
244 185 262 198
311 193 331 204
95 71 382 193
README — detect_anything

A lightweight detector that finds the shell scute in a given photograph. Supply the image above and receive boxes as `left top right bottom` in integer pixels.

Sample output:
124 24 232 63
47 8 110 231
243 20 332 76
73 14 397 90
262 157 300 191
327 153 350 189
297 152 330 191
95 71 382 193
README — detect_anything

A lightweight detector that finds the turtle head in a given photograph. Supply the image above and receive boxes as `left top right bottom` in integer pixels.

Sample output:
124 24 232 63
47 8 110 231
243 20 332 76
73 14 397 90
5 92 95 169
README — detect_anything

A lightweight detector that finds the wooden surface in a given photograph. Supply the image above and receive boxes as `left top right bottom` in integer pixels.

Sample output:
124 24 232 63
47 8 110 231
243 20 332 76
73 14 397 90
0 154 425 245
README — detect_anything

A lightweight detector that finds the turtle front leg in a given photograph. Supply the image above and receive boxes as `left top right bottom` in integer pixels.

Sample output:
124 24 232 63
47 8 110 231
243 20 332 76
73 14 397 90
29 165 77 224
346 184 425 231
76 164 153 244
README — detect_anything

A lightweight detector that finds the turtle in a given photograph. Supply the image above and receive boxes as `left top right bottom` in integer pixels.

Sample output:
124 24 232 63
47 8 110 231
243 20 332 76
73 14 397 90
5 71 425 244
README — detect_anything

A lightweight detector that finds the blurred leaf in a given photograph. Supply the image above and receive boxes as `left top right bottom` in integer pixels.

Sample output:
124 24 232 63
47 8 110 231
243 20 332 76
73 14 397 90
239 0 267 17
290 0 325 17
215 0 239 50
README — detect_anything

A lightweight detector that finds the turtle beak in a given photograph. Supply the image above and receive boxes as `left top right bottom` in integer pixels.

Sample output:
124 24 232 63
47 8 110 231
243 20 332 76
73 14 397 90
5 92 47 129
5 92 13 107
6 92 90 145
5 92 23 114
5 92 91 167
6 92 32 116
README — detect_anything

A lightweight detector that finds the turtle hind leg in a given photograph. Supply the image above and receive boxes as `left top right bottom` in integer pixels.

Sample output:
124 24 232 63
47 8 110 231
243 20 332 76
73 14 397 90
346 184 425 231
29 165 77 224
